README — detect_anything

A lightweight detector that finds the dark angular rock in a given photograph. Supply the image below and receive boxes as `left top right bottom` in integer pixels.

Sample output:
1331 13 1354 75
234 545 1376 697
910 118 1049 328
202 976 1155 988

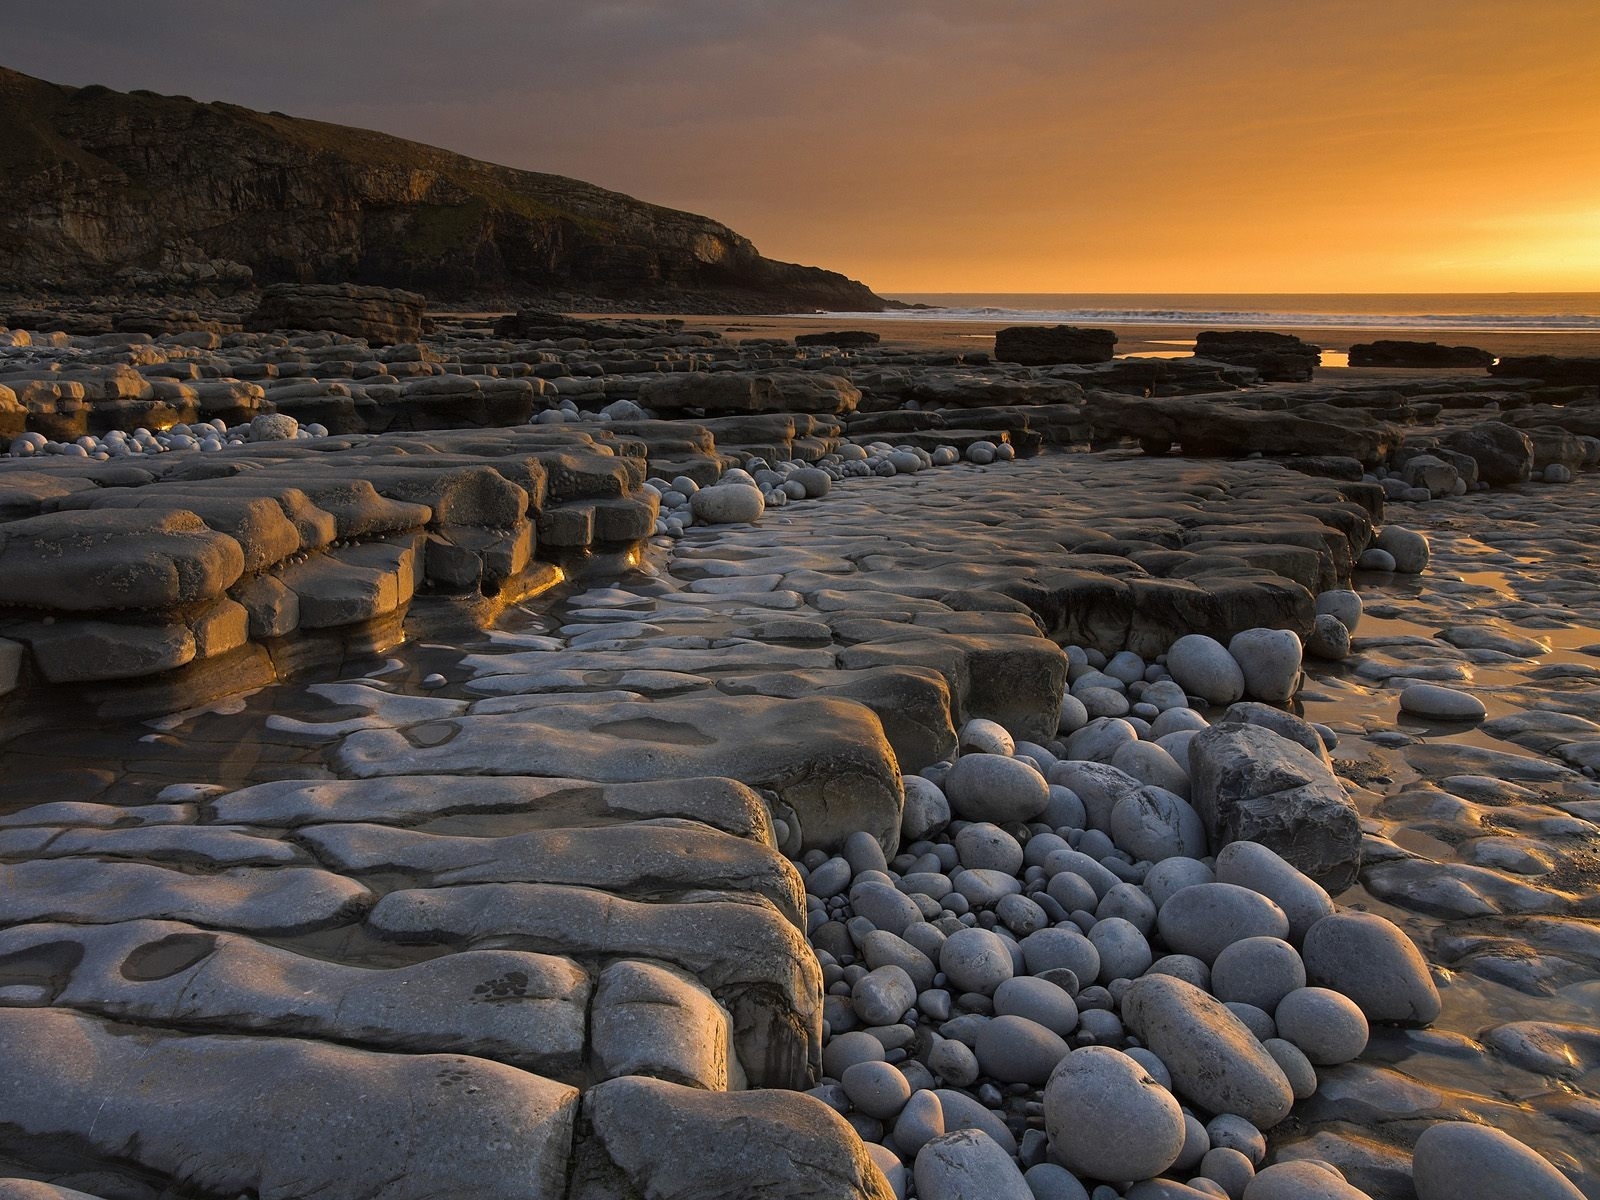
1348 340 1494 369
1194 331 1321 382
994 325 1117 366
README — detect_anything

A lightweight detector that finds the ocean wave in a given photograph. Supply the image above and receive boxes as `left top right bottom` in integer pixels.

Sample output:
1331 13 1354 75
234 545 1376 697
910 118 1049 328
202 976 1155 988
798 307 1600 333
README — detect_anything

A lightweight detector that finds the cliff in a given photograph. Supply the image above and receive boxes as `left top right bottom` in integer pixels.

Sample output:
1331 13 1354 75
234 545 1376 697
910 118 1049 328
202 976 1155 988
0 66 891 311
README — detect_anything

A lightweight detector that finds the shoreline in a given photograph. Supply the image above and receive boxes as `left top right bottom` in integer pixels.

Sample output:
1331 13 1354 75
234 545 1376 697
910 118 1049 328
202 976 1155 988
571 311 1600 362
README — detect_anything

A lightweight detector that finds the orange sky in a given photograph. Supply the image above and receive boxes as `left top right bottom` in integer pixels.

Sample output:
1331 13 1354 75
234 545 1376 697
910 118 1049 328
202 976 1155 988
9 0 1600 293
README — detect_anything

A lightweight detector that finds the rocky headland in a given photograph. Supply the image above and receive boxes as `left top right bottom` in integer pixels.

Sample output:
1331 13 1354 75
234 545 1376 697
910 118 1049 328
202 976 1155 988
0 303 1598 1200
0 66 890 313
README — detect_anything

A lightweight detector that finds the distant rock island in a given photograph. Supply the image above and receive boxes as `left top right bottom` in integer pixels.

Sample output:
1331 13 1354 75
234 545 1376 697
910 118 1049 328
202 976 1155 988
0 65 892 313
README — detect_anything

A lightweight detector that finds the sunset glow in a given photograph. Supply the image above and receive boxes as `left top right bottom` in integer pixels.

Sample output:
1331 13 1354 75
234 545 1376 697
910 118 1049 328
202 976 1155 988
5 0 1598 294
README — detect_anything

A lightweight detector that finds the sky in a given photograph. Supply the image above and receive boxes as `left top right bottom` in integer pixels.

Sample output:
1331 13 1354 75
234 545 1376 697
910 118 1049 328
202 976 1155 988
5 0 1599 294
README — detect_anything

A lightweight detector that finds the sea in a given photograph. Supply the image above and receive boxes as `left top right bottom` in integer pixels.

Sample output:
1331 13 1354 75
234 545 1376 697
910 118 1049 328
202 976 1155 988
869 293 1600 335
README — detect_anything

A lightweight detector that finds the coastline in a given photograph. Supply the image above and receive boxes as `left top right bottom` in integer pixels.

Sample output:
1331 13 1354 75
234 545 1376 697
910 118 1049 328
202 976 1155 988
575 312 1600 362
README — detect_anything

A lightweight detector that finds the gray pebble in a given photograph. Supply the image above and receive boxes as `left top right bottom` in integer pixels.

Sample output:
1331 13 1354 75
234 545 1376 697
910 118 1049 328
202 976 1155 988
1157 883 1290 963
1044 1045 1186 1182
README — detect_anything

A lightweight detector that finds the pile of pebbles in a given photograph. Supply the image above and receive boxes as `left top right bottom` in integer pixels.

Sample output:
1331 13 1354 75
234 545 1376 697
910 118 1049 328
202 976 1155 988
5 413 328 458
791 646 1574 1200
645 439 1015 538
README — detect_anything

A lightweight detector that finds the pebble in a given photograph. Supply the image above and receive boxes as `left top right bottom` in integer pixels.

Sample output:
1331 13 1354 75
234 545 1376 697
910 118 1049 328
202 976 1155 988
1300 911 1442 1024
1121 974 1295 1128
974 1014 1072 1084
1213 842 1334 944
1315 589 1362 634
1110 785 1207 862
959 718 1016 757
1227 628 1303 705
1200 1146 1256 1199
1211 938 1307 1011
1243 1161 1370 1200
1412 1123 1585 1200
914 1129 1033 1200
1399 683 1487 721
1043 1046 1187 1183
993 976 1079 1036
853 965 918 1026
1156 884 1291 964
1089 917 1153 983
1374 525 1430 572
955 823 1025 873
893 1089 945 1156
928 1037 981 1088
1273 987 1369 1065
902 776 953 840
1166 635 1246 706
940 927 1015 994
842 1059 913 1119
1025 1163 1093 1200
944 753 1051 823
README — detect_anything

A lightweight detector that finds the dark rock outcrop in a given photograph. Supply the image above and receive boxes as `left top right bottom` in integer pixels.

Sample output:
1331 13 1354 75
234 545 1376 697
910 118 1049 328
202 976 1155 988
243 284 427 345
1436 422 1535 486
1488 356 1600 386
1348 340 1494 369
795 330 880 348
1084 392 1401 466
994 325 1117 365
1194 331 1321 382
0 66 890 312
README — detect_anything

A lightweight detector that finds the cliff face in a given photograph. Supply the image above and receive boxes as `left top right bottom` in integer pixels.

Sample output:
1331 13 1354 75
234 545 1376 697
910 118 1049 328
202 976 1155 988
0 66 890 310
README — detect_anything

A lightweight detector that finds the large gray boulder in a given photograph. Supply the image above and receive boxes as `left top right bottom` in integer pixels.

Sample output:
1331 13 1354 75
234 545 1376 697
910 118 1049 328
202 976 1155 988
1188 722 1361 893
1437 421 1536 486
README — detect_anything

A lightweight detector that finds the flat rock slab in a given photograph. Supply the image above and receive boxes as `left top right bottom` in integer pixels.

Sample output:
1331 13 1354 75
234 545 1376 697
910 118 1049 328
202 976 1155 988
0 919 590 1073
209 773 776 842
368 881 820 1088
0 1007 577 1200
0 860 371 935
335 693 902 854
299 818 805 926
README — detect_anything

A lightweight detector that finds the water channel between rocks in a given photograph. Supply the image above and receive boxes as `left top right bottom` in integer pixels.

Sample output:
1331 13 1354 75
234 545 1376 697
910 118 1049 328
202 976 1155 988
2 453 1598 1197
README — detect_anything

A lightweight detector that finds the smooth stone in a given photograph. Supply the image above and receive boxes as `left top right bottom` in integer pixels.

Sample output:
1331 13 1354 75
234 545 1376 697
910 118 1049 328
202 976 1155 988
1110 785 1207 863
915 1129 1033 1200
1300 911 1441 1025
996 893 1050 936
1167 635 1246 706
994 976 1079 1036
863 931 938 991
1043 1046 1186 1183
1065 718 1139 764
1111 742 1192 799
1059 694 1091 734
903 776 953 841
1157 884 1291 964
894 1089 945 1156
960 718 1016 757
953 868 1024 907
1261 1038 1318 1101
1089 917 1153 983
1021 927 1101 982
1374 525 1429 573
852 882 927 937
928 1038 980 1088
1146 954 1212 991
1201 1147 1257 1199
1026 1163 1093 1200
1096 882 1158 937
1207 1114 1266 1165
956 823 1026 874
945 754 1052 824
841 1059 913 1120
940 927 1015 994
933 1088 1017 1154
1315 590 1362 634
854 965 918 1026
1243 1161 1371 1200
1412 1123 1585 1200
1145 858 1216 908
1399 684 1487 721
1213 842 1335 945
823 1029 887 1079
1121 974 1295 1129
1357 548 1397 571
845 830 891 877
1305 614 1352 661
1273 987 1369 1065
809 856 854 899
689 482 765 524
975 1014 1072 1085
1212 938 1306 1011
1227 629 1303 705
